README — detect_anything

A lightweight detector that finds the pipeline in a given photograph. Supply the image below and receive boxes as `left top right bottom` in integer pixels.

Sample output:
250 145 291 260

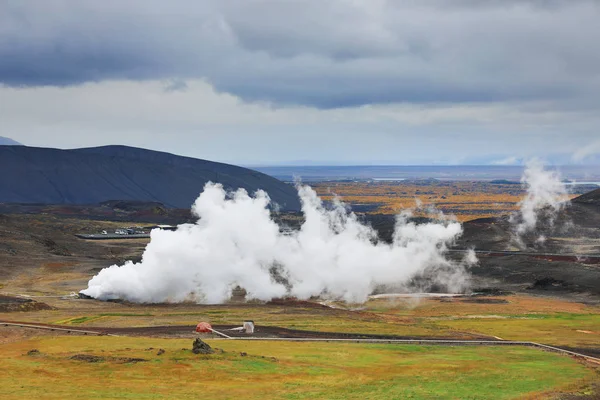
2 321 598 363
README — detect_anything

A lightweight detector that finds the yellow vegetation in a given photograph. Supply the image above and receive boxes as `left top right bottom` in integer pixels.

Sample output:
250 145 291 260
312 181 578 221
0 336 596 400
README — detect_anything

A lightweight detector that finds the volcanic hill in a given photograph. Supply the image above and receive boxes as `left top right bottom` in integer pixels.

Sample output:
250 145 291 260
0 145 301 210
0 136 22 146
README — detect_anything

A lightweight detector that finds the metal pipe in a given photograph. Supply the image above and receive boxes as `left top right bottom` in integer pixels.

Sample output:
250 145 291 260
208 327 232 339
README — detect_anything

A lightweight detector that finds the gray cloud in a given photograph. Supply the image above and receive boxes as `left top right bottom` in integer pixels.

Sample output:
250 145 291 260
1 0 599 108
2 80 599 166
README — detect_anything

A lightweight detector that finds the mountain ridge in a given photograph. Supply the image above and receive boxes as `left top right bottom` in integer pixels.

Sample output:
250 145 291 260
0 137 22 146
0 145 301 210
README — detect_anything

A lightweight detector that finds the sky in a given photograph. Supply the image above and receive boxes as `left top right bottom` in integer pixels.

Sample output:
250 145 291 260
1 0 600 166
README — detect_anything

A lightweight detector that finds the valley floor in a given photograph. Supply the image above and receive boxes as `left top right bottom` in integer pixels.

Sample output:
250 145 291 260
1 335 595 400
1 185 600 399
1 291 599 399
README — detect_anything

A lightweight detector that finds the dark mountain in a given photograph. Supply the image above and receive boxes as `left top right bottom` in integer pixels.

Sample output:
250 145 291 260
572 187 600 206
0 137 22 145
0 145 301 210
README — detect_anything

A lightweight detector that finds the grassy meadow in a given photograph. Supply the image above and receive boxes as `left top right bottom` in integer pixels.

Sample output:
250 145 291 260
364 295 600 348
0 336 596 400
2 290 599 399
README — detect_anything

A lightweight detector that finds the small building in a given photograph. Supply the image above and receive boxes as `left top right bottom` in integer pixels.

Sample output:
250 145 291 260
157 224 177 231
196 322 213 333
143 225 178 231
243 320 255 334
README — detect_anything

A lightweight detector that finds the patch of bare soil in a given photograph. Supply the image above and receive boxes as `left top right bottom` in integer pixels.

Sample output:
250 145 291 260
70 354 104 362
0 326 61 345
70 354 147 363
266 298 333 309
0 213 151 281
0 295 53 312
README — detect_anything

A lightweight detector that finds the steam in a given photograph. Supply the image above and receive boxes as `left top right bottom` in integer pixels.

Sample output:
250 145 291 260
81 183 473 304
510 159 569 245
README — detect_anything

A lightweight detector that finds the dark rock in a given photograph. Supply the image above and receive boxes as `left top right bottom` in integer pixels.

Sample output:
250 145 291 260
192 338 214 354
527 277 568 291
471 288 513 296
157 349 165 356
27 349 40 356
461 298 509 304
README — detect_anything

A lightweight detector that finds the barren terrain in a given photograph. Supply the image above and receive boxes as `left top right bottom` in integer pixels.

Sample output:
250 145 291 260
1 184 600 398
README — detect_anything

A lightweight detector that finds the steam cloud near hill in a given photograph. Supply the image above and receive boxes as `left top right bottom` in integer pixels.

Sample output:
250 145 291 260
81 183 474 304
510 159 569 244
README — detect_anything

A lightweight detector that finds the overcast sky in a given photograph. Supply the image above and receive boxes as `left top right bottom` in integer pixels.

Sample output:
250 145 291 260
1 0 600 165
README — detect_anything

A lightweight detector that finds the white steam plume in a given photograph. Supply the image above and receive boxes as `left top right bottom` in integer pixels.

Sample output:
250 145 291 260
81 183 472 304
510 159 569 242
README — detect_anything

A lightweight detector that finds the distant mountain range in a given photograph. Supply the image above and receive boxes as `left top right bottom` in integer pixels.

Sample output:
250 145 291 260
0 137 22 146
0 145 301 210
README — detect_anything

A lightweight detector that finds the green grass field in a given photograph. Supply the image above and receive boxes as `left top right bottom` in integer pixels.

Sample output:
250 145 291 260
0 336 596 400
2 294 599 399
431 313 600 348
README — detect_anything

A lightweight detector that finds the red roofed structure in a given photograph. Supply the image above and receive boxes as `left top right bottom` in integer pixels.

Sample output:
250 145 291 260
195 322 213 333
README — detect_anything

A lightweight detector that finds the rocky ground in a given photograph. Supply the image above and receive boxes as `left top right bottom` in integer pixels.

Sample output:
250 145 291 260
1 189 600 302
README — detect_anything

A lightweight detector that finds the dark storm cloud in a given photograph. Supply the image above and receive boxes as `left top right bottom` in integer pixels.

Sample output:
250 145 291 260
1 0 599 108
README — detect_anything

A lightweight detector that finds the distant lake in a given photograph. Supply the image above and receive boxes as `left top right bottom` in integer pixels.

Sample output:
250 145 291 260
564 182 600 186
252 165 600 183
